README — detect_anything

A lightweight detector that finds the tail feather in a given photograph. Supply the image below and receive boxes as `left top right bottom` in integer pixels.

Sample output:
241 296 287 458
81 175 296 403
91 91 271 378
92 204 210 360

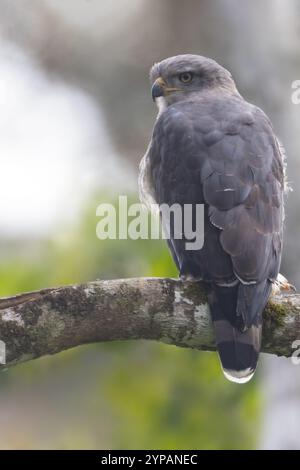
213 320 262 383
208 283 263 383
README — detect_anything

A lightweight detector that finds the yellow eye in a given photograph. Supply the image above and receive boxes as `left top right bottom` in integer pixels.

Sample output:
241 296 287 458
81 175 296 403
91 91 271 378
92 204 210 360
179 72 193 83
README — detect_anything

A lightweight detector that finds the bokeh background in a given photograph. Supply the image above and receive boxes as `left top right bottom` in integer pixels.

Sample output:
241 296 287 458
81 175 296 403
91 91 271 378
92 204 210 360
0 0 299 450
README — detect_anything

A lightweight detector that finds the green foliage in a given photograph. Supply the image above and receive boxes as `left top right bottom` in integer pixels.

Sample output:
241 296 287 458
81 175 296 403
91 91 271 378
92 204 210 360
0 193 261 449
100 343 259 449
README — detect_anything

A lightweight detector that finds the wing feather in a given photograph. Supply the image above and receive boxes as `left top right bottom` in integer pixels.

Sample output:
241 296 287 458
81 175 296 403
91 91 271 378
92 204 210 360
148 97 284 327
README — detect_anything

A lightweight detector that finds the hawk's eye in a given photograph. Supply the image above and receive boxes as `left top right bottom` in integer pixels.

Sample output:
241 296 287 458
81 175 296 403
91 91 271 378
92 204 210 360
179 72 193 83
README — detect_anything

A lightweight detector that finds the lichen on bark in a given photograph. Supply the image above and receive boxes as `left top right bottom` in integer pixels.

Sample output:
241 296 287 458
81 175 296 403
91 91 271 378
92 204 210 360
0 277 299 369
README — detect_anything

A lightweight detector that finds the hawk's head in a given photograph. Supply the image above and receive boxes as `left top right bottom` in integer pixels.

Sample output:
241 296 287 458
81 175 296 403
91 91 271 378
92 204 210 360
150 54 238 109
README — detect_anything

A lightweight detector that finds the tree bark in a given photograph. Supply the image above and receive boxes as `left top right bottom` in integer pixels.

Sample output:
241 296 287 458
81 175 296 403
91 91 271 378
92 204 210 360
0 278 299 368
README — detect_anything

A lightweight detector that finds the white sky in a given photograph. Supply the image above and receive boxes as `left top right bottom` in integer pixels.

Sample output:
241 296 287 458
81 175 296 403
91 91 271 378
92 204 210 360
0 41 134 237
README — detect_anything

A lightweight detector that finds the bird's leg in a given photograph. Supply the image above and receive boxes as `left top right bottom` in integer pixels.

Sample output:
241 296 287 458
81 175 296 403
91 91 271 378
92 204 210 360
179 259 203 282
180 274 203 282
271 273 296 295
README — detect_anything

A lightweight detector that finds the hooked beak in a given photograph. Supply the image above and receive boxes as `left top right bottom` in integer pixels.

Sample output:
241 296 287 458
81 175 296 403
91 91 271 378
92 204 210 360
151 77 181 101
151 77 166 101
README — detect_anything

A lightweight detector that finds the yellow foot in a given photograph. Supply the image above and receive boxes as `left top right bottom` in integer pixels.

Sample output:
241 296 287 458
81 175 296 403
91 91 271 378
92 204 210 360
272 273 296 295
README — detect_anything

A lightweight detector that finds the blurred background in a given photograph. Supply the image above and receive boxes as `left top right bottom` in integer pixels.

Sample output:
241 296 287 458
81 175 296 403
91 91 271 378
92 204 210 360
0 0 299 450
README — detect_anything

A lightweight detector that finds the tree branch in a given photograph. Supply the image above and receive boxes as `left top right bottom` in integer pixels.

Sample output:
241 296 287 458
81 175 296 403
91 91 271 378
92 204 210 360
0 278 299 368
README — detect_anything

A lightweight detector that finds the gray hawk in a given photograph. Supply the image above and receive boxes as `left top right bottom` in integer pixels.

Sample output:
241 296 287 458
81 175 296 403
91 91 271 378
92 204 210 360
139 54 285 383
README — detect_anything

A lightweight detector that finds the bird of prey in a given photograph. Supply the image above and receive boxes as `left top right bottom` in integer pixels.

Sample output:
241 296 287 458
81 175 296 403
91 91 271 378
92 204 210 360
139 54 285 383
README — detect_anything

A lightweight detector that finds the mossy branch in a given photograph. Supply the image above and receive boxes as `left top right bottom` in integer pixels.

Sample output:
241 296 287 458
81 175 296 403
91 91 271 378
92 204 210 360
0 278 299 368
